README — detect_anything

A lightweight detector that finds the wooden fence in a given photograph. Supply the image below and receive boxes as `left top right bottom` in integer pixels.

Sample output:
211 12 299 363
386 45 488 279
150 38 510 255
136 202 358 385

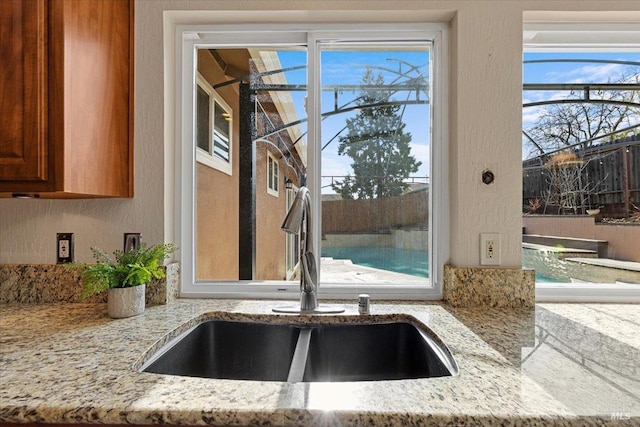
322 188 428 234
523 138 640 216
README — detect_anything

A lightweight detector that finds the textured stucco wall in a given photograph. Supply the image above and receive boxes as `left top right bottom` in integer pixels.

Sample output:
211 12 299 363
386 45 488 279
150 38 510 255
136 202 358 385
195 49 240 280
523 216 640 262
448 2 524 267
1 0 638 271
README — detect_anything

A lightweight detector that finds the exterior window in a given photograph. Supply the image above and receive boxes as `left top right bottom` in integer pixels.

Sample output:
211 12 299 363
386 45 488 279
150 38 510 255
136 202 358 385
267 152 279 196
523 23 640 301
179 24 449 300
196 72 232 175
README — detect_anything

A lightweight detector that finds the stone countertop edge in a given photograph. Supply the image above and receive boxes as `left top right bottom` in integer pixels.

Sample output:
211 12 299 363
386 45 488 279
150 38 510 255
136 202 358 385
0 299 638 427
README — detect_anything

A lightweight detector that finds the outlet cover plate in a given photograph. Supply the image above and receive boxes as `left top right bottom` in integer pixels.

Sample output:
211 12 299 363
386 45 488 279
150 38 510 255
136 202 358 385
57 233 74 264
124 233 141 252
480 233 500 266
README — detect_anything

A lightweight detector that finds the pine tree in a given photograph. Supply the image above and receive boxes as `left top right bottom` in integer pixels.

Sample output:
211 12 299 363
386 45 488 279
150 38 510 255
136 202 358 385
332 68 422 199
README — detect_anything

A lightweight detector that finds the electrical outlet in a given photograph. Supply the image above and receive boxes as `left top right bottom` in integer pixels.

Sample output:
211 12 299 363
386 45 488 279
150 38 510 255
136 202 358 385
124 233 141 252
57 233 74 264
480 233 500 266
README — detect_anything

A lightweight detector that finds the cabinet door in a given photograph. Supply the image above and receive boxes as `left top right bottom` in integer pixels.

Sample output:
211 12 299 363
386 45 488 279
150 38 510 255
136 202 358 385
0 0 48 182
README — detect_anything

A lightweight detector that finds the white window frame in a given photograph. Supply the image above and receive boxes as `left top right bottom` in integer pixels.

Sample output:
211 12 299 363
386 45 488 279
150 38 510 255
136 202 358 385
195 72 233 175
172 22 449 300
523 22 640 303
266 150 279 197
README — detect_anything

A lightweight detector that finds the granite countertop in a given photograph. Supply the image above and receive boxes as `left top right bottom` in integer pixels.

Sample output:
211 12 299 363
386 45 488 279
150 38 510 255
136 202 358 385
0 300 638 426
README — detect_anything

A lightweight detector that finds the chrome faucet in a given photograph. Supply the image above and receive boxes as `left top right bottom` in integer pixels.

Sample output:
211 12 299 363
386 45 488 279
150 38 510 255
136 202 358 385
273 186 344 314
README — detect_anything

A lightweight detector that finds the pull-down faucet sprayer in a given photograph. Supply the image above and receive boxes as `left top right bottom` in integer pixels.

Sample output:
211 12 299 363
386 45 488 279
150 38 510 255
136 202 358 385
273 186 344 314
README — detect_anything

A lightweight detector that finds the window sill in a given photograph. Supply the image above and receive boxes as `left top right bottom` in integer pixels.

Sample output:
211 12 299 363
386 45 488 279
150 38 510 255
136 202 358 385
181 281 441 301
536 282 640 303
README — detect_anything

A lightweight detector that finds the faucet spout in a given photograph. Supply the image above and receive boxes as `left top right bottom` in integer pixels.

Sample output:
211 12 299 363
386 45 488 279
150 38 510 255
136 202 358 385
273 186 344 314
300 251 318 310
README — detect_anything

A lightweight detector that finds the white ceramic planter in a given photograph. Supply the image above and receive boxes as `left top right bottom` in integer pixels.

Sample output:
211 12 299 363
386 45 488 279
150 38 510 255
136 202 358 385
107 284 146 318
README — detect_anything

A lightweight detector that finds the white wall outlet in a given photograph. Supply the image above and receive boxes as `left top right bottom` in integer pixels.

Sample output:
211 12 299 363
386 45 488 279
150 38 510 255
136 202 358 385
480 233 500 266
56 233 74 264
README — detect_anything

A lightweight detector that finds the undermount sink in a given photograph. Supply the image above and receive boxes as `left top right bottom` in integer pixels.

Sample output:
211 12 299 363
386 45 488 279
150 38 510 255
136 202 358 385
142 321 299 381
141 318 458 382
302 322 455 381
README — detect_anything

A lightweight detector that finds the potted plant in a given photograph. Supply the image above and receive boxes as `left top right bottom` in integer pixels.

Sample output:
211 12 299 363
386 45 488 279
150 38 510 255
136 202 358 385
70 243 177 318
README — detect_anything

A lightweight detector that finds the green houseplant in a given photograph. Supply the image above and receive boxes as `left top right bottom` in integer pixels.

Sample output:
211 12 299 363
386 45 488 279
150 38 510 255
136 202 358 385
71 243 177 318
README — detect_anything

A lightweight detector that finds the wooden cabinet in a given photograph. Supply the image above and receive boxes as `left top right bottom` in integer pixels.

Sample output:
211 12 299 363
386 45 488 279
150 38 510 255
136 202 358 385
0 0 48 186
0 0 133 198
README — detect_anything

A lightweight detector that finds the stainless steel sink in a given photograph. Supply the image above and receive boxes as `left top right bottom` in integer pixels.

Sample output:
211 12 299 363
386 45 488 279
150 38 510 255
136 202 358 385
301 322 456 382
142 320 299 381
141 319 457 382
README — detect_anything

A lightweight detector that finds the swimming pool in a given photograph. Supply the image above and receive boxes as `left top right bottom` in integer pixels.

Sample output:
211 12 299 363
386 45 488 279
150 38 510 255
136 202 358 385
323 246 568 282
321 246 429 278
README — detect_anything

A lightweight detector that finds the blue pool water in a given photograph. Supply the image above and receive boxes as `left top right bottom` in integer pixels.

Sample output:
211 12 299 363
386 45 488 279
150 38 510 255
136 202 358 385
321 246 429 278
323 246 565 282
534 273 565 283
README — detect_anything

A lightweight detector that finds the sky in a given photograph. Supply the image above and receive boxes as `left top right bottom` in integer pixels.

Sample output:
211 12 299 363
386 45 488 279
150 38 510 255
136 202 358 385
266 49 640 192
278 48 430 194
523 52 640 159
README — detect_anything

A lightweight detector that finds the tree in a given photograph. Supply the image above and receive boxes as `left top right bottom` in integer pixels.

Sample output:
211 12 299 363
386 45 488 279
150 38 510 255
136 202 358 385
524 68 640 158
542 152 606 215
523 68 638 215
331 68 422 199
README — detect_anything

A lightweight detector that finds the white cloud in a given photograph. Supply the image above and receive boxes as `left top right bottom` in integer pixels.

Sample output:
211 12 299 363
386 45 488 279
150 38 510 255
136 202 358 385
572 63 625 82
409 143 430 177
522 107 545 126
546 63 627 83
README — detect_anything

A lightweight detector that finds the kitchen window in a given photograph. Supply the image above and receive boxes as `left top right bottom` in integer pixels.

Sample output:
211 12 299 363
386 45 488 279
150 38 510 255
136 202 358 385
176 24 449 300
522 22 640 302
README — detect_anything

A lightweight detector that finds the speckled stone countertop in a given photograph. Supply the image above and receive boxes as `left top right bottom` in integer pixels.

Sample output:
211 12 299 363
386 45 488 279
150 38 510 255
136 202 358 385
1 300 638 426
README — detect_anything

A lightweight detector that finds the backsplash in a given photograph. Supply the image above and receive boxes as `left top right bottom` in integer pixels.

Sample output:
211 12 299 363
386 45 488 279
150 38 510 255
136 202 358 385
1 263 532 308
443 264 535 308
0 263 180 305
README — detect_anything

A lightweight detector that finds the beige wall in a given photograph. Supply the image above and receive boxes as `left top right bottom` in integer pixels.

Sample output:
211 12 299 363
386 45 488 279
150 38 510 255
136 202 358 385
1 1 639 276
255 144 289 280
195 49 291 280
523 216 640 262
195 50 240 280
